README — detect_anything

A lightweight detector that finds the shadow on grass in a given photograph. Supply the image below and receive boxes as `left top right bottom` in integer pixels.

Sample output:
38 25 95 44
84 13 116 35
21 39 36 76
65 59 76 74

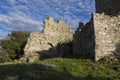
37 41 94 61
0 63 112 80
37 42 73 60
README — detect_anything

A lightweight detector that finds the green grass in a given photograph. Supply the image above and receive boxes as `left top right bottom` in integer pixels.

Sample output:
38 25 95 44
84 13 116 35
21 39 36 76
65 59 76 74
0 58 120 80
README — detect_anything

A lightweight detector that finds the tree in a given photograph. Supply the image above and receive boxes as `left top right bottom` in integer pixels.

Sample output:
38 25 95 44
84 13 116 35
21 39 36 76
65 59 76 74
0 31 29 62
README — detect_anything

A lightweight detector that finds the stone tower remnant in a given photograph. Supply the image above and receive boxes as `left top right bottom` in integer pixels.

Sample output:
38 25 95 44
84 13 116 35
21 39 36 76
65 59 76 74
73 0 120 61
95 0 120 15
21 17 73 62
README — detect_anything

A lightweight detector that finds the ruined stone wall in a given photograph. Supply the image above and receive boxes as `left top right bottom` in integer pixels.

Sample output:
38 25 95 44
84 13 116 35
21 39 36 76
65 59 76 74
22 0 120 62
73 13 120 60
95 0 120 15
73 0 120 61
22 17 73 62
43 17 73 45
93 13 120 60
73 19 95 59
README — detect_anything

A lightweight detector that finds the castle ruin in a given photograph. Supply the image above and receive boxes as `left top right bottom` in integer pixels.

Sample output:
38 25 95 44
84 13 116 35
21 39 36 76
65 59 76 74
73 0 120 60
22 0 120 62
22 17 73 62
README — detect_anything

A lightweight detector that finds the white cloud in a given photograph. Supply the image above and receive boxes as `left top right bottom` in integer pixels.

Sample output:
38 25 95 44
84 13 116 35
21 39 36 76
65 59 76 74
0 0 95 38
0 14 43 32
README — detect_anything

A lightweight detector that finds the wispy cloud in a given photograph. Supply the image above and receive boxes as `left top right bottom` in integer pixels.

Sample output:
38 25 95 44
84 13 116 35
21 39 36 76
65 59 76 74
0 0 95 38
0 14 43 32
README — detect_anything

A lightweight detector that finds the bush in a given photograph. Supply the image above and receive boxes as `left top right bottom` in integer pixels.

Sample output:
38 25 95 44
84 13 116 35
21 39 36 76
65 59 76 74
0 31 29 62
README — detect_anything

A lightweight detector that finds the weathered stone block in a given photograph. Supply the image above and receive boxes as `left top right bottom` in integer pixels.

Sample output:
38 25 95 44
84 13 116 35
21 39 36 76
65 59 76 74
94 13 120 60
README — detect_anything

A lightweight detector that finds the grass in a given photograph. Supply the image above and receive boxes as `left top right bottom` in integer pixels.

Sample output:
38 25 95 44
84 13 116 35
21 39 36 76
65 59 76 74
0 57 120 80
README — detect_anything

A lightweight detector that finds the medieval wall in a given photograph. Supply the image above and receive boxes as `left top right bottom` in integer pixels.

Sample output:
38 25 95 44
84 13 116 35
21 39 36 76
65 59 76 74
73 20 95 59
73 0 120 61
93 13 120 60
73 13 120 61
95 0 120 15
22 0 120 62
22 17 73 62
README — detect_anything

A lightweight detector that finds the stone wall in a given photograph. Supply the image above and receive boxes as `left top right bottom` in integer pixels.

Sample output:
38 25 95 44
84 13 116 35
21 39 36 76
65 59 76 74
73 1 120 61
73 13 120 60
93 13 120 60
95 0 120 15
73 18 95 59
21 17 73 62
21 0 120 62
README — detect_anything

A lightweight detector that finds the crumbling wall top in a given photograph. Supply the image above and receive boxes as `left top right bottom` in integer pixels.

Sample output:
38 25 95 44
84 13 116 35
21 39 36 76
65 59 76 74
44 17 54 24
58 20 64 24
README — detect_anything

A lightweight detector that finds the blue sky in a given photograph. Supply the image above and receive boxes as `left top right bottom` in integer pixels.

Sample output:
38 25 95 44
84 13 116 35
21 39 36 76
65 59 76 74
0 0 95 39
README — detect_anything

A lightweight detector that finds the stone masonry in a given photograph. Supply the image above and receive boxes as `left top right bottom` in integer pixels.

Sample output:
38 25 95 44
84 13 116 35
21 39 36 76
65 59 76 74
21 17 73 62
94 13 120 60
73 20 95 59
73 0 120 61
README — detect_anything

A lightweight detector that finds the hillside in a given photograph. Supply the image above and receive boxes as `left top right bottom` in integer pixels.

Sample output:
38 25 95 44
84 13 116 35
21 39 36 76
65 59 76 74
0 57 120 80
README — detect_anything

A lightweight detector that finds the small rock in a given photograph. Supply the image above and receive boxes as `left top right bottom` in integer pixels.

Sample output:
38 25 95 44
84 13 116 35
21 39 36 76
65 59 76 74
4 75 18 80
28 58 35 63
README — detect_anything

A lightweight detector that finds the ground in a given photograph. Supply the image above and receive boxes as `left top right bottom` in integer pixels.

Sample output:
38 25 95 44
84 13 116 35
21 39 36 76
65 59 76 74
0 57 120 80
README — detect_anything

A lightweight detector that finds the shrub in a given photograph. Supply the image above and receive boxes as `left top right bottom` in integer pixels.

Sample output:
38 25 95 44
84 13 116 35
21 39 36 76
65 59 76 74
0 31 29 62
